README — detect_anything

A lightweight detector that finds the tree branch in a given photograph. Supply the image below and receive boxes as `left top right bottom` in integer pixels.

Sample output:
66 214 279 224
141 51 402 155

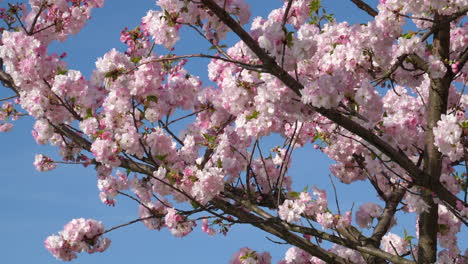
350 0 378 17
218 192 416 264
0 59 20 95
370 187 407 243
212 198 349 264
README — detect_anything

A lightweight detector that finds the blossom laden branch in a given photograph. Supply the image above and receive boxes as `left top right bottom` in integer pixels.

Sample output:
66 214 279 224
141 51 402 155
198 0 467 212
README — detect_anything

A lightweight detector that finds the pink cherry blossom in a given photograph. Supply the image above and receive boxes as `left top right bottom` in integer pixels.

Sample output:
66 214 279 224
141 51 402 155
381 233 408 256
0 122 12 132
434 113 464 162
164 208 195 237
45 218 110 261
356 203 383 229
34 154 57 172
229 247 271 264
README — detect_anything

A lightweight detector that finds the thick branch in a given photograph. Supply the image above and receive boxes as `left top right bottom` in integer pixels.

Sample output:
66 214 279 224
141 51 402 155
456 46 468 74
212 198 349 264
350 0 378 17
218 192 415 264
371 187 407 243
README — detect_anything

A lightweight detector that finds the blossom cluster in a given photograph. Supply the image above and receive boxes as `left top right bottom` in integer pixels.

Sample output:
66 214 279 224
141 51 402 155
278 187 351 230
33 154 57 172
0 101 19 132
433 112 465 162
44 218 110 261
229 247 271 264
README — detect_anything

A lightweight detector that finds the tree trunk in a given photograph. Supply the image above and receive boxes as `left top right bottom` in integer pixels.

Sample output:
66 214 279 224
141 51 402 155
418 14 452 264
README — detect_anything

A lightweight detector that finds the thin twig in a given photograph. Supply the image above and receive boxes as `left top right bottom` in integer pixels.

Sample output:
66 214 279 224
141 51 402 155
0 95 18 102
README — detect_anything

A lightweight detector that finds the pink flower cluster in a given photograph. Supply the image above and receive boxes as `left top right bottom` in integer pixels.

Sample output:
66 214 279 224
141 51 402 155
278 245 364 264
44 218 111 261
381 233 408 256
0 101 18 132
433 112 464 162
278 187 351 230
437 205 462 254
97 170 130 206
26 0 104 44
33 154 57 172
164 208 195 237
356 202 383 229
280 247 313 264
0 121 12 132
138 200 168 230
229 247 271 264
278 189 326 223
141 0 250 49
201 218 216 236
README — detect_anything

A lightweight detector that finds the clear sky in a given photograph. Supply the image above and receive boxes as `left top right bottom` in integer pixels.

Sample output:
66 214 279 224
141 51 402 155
0 0 465 263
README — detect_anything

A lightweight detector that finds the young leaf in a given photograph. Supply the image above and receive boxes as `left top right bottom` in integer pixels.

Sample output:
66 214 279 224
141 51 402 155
246 110 259 120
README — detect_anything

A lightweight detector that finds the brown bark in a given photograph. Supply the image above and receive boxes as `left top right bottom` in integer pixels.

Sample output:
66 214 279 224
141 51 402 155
350 0 378 17
417 15 452 264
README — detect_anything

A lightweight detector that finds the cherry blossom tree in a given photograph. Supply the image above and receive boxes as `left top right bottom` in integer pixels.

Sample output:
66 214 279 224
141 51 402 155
0 0 467 263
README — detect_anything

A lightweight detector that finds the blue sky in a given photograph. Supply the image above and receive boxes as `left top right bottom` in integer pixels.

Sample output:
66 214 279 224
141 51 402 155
0 0 465 263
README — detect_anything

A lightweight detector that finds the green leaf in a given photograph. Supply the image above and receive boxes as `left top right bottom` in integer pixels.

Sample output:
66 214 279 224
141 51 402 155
130 56 142 64
84 108 93 119
460 120 468 129
104 68 125 81
188 175 198 183
161 10 179 27
286 31 294 48
309 16 318 26
312 133 321 142
240 251 257 260
203 133 216 144
155 154 168 161
289 191 300 198
308 0 321 15
57 68 68 75
246 110 259 120
190 201 200 209
324 13 335 23
146 95 158 104
217 158 223 168
302 185 309 193
332 42 341 49
439 224 449 234
403 228 415 242
401 31 415 39
209 44 227 50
